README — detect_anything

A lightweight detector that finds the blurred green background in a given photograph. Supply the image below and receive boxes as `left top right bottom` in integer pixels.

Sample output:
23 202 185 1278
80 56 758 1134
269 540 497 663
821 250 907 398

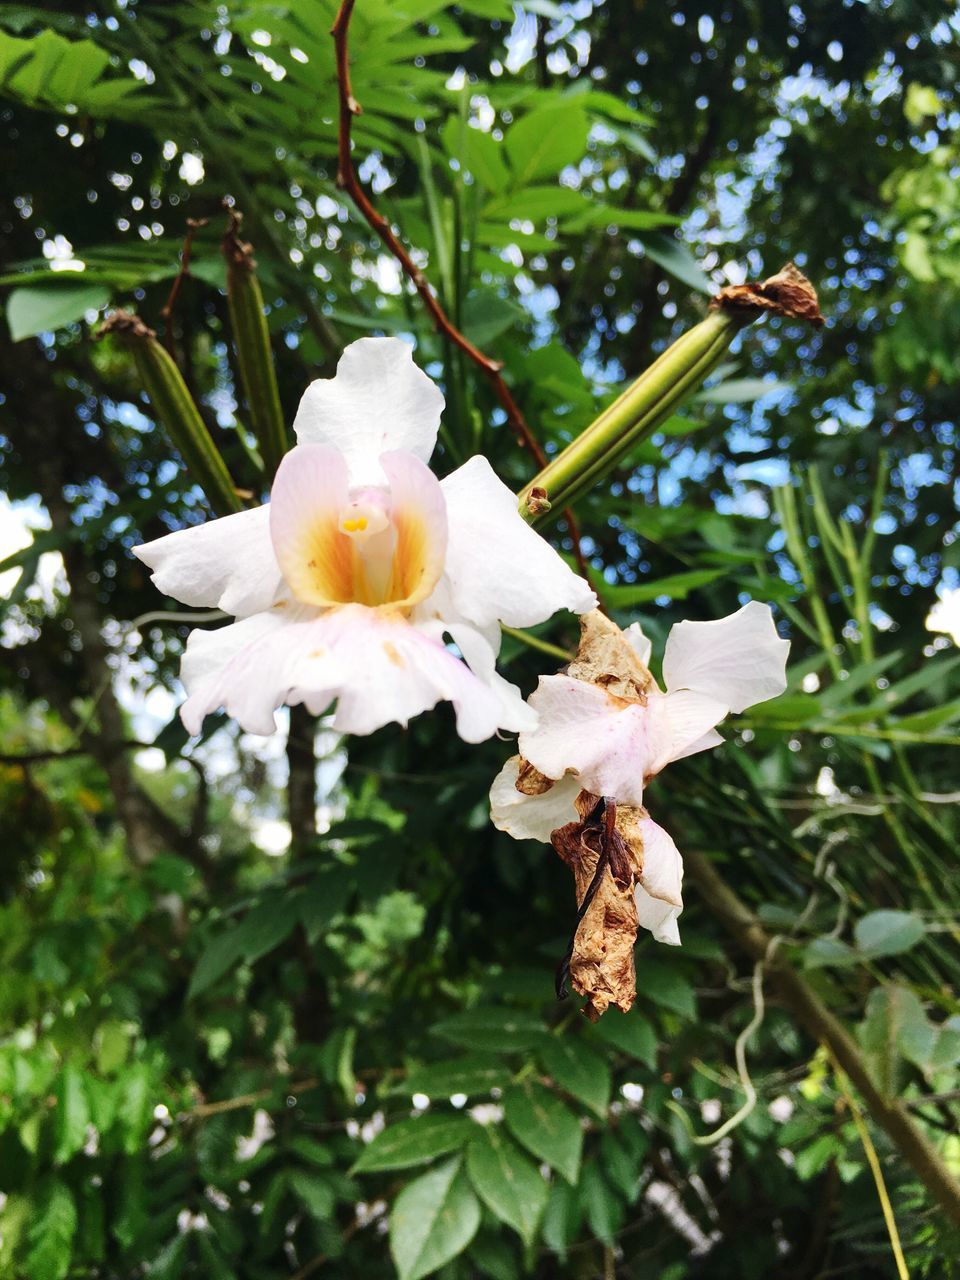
1 1 959 1276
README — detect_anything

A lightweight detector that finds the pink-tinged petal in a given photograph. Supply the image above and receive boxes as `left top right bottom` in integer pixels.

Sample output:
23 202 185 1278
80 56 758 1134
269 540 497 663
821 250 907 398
439 456 595 629
180 604 523 742
324 609 516 742
520 675 649 806
635 816 683 945
644 687 730 775
269 444 356 607
180 602 319 736
133 504 283 617
489 756 581 843
293 337 443 484
662 600 789 713
380 450 447 607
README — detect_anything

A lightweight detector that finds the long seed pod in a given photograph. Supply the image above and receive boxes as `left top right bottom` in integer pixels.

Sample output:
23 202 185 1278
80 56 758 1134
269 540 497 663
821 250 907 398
519 264 823 520
100 311 243 516
222 210 287 478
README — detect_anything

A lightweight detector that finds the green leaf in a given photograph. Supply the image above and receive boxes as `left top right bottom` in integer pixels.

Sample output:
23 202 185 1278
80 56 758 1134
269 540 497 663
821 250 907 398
53 1065 89 1165
503 1083 583 1184
634 959 697 1019
636 231 713 294
288 1169 335 1220
390 1158 480 1280
442 117 510 192
859 985 932 1094
27 1179 77 1280
188 898 298 999
297 869 353 945
431 1008 546 1053
461 291 525 347
0 27 144 116
538 1038 611 1118
579 1164 623 1246
481 185 587 223
505 105 589 186
600 568 730 607
803 936 860 969
7 283 111 341
587 1011 658 1068
466 1129 548 1246
854 911 925 958
541 1180 582 1262
697 378 792 404
795 1134 840 1182
352 1114 476 1173
401 1056 511 1099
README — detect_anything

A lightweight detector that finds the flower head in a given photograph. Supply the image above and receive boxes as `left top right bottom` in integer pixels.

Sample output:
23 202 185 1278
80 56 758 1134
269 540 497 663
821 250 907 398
135 337 595 740
490 604 788 970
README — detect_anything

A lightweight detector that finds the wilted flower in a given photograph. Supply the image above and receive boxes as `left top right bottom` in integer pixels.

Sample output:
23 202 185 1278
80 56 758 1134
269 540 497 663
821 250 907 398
490 605 788 1013
135 337 595 740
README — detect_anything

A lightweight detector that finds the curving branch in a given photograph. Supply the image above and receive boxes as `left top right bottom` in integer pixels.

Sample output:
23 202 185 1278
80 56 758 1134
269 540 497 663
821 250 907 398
330 0 592 580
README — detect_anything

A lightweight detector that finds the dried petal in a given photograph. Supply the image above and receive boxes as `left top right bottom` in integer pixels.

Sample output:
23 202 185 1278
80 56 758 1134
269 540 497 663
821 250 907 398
711 262 825 327
551 795 647 1019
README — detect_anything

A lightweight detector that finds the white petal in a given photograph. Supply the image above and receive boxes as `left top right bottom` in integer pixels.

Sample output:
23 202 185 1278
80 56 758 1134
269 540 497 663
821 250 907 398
293 338 443 485
439 455 595 629
415 595 537 735
669 728 725 763
180 603 519 743
662 600 789 713
520 676 648 806
180 603 317 735
644 688 730 775
489 756 581 843
623 621 652 668
635 817 684 945
134 505 283 618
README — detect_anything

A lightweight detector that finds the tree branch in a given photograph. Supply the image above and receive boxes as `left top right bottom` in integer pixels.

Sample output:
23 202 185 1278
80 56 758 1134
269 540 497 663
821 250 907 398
160 217 209 358
685 847 960 1227
331 0 539 461
329 0 592 582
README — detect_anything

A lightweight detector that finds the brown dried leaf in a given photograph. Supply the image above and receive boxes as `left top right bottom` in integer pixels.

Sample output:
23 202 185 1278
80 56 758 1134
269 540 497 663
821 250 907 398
711 261 825 327
96 309 157 342
552 793 647 1019
515 758 556 797
566 610 652 703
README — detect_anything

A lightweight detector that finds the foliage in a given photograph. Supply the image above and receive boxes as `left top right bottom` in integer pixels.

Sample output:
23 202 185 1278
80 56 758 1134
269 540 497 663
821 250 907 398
1 2 959 1278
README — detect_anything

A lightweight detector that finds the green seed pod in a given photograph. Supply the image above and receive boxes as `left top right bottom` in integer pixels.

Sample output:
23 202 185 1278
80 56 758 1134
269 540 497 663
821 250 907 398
223 211 287 479
519 263 823 521
100 311 243 516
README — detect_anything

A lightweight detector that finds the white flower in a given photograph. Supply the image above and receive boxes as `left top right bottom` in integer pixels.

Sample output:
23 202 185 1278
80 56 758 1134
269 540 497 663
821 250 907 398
134 337 595 740
519 602 789 807
489 603 789 944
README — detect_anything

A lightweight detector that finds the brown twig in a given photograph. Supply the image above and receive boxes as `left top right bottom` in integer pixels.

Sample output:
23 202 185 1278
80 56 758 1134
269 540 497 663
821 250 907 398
160 217 209 356
181 1076 323 1120
329 0 593 584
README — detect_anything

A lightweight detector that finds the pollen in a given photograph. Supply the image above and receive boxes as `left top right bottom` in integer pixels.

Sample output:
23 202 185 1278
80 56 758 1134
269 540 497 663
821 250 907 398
341 515 368 533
